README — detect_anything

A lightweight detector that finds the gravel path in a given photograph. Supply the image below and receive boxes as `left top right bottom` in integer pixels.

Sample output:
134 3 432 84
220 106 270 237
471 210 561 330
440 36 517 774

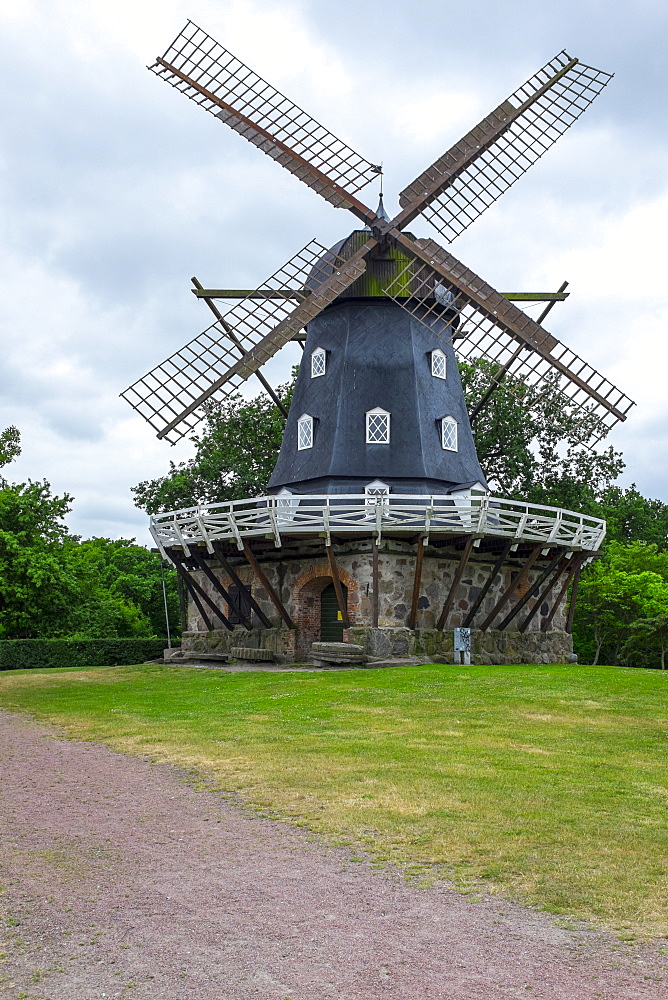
0 709 665 1000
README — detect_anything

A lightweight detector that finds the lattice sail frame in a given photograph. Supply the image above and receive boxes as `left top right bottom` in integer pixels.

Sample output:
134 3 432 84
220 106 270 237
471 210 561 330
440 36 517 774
126 27 634 447
382 243 634 442
121 241 352 443
150 21 381 203
399 51 613 243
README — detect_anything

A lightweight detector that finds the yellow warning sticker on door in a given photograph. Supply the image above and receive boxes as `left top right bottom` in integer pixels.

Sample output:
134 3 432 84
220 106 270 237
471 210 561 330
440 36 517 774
337 611 343 620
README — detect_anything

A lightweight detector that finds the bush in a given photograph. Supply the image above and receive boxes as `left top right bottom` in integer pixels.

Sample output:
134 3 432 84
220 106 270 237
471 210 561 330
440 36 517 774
0 638 175 671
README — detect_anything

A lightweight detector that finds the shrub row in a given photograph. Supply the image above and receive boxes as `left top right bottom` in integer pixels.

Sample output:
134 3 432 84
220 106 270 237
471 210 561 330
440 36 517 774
0 639 174 671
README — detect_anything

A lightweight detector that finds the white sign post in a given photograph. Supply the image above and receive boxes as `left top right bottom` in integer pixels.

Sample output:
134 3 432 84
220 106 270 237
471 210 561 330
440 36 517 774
453 627 471 665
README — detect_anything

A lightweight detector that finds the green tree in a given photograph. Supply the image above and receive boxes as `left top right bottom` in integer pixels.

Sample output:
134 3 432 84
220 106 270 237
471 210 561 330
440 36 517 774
573 562 668 666
623 610 668 670
64 537 179 639
0 478 78 638
460 360 625 509
0 425 21 470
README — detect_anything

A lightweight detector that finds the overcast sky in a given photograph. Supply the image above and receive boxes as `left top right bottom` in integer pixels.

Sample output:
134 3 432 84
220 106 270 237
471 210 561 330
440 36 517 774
1 0 666 546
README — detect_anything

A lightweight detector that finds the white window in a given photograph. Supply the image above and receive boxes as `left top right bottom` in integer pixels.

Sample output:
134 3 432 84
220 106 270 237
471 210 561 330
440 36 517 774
441 415 458 451
431 349 446 379
311 347 326 378
365 480 390 506
276 488 297 524
297 413 313 450
366 407 390 444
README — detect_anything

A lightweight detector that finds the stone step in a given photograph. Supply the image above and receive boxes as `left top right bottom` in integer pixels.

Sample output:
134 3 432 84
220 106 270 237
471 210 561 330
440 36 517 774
310 641 367 665
230 647 275 662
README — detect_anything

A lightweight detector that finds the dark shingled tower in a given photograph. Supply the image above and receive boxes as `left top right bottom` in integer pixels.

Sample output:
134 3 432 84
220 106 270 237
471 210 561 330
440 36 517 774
269 226 487 497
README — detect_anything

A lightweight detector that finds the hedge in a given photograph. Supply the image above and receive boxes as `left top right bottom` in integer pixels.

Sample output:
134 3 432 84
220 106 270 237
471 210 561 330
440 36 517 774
0 639 175 671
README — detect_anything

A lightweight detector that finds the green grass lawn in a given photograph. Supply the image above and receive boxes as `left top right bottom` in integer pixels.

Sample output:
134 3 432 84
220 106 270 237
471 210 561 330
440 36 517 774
1 663 667 937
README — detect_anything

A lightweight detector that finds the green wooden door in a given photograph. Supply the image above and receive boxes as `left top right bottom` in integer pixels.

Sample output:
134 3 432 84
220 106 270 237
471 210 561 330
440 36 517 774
320 582 347 642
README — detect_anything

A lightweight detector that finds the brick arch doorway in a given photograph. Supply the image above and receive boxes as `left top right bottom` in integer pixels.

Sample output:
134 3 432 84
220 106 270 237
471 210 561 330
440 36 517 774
320 581 348 643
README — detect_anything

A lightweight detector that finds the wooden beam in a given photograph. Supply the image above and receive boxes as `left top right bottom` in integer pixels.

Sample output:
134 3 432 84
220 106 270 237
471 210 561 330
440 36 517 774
498 551 564 631
156 57 378 227
191 277 289 419
193 288 307 300
469 282 570 426
192 288 568 303
167 551 232 631
372 540 379 628
174 563 213 631
190 551 252 631
437 536 475 631
541 556 583 631
177 572 187 634
462 540 512 627
518 558 567 634
566 562 585 634
242 542 295 629
326 544 350 629
501 291 569 302
408 537 426 629
479 545 542 631
213 543 272 629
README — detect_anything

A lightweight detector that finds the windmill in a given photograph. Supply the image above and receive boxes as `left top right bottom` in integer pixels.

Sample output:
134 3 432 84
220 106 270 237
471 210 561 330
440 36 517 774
127 23 633 665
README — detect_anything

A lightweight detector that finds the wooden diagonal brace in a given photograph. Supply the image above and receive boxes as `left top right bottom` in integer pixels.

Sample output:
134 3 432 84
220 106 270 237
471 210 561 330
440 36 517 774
167 549 232 631
213 543 272 629
190 550 252 631
462 540 512 627
242 543 295 629
518 558 568 634
498 550 564 631
479 545 542 631
191 277 288 418
437 536 475 631
541 556 578 630
566 561 586 634
408 537 427 630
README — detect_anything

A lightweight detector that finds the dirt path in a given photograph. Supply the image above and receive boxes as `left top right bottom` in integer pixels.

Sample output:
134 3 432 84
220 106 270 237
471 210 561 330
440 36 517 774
0 710 665 1000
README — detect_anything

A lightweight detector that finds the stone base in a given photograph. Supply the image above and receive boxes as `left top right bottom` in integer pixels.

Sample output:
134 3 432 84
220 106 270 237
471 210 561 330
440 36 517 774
181 627 298 663
345 626 572 665
180 625 572 666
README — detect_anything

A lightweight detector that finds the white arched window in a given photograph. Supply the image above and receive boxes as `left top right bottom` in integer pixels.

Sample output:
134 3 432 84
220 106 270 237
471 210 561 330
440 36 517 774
366 407 390 444
276 488 298 524
441 416 458 451
297 413 313 450
311 347 326 378
431 349 446 379
365 480 390 506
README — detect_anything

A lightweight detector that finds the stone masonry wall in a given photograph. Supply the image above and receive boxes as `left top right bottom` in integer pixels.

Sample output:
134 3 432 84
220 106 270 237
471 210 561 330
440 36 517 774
180 537 575 664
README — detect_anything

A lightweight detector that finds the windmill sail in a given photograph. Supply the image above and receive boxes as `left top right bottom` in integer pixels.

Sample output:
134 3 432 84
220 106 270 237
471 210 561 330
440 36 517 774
396 51 613 242
150 22 380 218
384 237 634 442
121 240 372 443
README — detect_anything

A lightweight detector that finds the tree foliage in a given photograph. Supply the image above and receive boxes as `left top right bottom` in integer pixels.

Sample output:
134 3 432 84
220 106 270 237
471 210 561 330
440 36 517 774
0 425 179 640
0 478 78 638
0 425 21 471
572 542 668 668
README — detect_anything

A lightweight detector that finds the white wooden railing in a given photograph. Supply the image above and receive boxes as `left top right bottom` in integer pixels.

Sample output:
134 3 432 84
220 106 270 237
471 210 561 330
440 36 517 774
149 493 606 556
